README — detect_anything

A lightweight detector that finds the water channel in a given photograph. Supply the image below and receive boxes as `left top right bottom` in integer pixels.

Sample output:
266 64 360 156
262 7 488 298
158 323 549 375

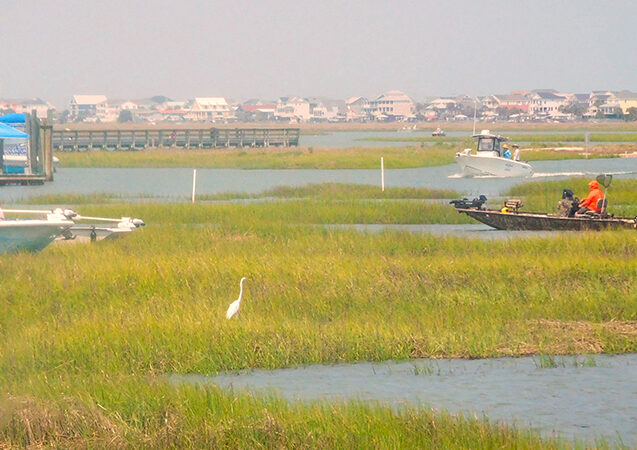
300 130 637 148
1 158 636 202
171 353 637 446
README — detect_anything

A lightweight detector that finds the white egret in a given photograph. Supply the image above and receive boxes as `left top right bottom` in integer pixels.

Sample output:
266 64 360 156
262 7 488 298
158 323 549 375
226 277 248 319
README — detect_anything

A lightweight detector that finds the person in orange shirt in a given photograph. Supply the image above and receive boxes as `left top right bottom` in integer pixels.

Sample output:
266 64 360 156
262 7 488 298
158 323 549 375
576 180 604 215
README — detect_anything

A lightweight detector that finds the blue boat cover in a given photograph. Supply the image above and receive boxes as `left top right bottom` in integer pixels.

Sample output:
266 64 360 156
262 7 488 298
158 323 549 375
0 113 26 124
0 122 29 139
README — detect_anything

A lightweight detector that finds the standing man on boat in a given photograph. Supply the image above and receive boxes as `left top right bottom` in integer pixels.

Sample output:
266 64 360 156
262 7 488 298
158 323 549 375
576 180 603 215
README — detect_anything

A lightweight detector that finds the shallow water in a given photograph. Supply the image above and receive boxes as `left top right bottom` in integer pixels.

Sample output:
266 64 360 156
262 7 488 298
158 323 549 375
323 224 564 240
171 354 637 446
301 130 637 148
0 158 635 202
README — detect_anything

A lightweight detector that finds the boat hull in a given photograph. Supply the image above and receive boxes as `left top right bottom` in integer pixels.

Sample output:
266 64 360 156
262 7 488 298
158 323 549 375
0 220 73 253
455 153 533 178
457 208 637 231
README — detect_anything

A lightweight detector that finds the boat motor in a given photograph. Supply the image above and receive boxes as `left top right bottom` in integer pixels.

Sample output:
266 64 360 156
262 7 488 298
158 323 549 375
450 195 487 210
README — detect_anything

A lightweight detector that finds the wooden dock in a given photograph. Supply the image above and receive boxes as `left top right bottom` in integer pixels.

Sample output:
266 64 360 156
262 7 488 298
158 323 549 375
53 127 300 151
0 113 53 186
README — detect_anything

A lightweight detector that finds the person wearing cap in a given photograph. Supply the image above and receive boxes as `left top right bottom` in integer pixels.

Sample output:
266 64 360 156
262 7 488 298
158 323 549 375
556 189 579 217
576 180 603 215
512 144 521 161
502 143 511 159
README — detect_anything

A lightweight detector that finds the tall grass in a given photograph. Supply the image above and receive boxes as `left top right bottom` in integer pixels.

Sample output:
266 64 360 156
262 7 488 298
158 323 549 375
1 191 635 447
57 145 458 169
0 378 560 448
197 183 460 201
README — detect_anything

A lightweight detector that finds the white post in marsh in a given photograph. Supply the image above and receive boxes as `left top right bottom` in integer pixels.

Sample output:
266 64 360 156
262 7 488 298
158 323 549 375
472 98 478 135
381 157 385 192
191 169 197 203
585 132 589 159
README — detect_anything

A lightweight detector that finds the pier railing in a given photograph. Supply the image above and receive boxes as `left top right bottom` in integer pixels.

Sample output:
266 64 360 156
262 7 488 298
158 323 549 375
52 127 300 151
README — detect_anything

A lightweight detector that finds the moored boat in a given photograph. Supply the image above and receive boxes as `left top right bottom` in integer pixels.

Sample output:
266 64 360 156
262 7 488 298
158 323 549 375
0 209 74 254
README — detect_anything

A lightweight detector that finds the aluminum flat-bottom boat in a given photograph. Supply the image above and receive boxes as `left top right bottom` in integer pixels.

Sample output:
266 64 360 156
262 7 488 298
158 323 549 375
454 207 636 231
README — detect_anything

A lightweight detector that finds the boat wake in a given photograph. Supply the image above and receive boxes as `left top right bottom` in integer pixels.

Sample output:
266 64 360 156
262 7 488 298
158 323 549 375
532 170 637 178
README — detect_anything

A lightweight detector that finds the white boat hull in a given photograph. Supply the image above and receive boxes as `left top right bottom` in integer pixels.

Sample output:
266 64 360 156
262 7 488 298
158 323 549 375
0 219 73 254
455 153 533 178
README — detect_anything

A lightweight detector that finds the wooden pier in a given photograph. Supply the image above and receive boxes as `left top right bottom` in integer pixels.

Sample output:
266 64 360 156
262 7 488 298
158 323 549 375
53 127 300 151
0 113 53 186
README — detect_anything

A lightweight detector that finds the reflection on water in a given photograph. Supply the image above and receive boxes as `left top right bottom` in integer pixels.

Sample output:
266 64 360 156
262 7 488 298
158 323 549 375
322 224 564 240
0 158 635 202
171 354 637 446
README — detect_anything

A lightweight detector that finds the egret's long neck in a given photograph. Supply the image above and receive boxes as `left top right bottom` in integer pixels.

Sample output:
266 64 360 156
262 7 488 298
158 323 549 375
238 279 245 300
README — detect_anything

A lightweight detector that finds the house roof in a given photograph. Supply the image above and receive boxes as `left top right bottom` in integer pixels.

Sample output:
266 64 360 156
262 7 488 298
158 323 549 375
241 104 276 112
194 97 228 106
72 95 107 105
533 91 563 100
615 90 637 100
375 90 413 102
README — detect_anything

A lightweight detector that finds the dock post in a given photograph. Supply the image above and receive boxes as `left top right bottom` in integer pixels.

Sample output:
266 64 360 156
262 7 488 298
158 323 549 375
41 122 53 181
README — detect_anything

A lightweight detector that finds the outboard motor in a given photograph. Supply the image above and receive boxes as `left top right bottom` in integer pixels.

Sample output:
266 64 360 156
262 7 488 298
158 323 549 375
450 195 487 210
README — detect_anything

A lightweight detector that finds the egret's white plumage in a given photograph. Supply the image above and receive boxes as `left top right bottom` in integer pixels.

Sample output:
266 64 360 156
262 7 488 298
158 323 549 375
226 277 247 319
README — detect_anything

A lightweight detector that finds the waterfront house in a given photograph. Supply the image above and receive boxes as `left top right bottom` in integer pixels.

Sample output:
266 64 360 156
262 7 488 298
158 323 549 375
70 95 108 121
615 91 637 114
0 98 56 117
186 97 234 122
345 97 369 121
366 90 415 121
527 91 568 117
275 97 311 122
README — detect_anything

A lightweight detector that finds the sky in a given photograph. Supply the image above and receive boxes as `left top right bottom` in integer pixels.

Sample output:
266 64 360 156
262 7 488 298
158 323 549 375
1 0 636 108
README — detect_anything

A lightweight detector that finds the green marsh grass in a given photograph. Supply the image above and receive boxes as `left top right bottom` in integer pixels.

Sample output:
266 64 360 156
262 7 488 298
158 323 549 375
1 184 635 447
197 182 460 201
57 144 458 169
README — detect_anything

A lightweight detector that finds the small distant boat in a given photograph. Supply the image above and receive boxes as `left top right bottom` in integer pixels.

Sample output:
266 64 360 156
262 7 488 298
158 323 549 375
455 130 532 178
432 127 446 137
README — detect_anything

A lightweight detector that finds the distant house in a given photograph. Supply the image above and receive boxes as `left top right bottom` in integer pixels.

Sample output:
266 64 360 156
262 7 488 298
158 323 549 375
615 91 637 114
275 97 311 122
70 95 108 120
0 98 56 117
186 97 234 121
486 94 529 111
345 97 369 121
366 90 415 120
527 91 568 116
238 101 276 121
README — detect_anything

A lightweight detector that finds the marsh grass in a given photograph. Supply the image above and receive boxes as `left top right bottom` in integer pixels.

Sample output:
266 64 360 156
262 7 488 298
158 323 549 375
1 185 635 447
0 379 561 448
57 145 458 169
197 183 459 201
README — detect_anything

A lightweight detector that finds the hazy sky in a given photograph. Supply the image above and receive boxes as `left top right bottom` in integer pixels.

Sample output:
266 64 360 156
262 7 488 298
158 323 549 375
1 0 636 107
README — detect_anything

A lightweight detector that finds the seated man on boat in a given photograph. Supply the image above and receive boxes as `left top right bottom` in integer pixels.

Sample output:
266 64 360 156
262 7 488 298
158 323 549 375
575 180 604 216
556 189 579 217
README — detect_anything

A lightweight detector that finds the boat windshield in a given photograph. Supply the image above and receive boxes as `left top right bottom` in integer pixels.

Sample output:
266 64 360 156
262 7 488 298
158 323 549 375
478 137 494 151
477 137 502 155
